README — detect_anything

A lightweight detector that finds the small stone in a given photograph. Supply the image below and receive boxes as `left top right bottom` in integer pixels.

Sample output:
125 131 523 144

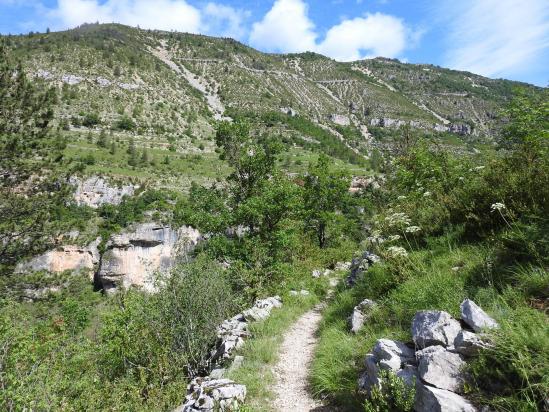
412 311 462 348
460 299 498 332
349 299 376 333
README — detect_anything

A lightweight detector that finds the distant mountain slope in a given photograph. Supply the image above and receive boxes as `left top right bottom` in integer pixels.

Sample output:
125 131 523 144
4 23 542 166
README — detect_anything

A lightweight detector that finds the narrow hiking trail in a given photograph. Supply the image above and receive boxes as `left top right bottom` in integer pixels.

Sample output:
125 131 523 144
273 303 325 411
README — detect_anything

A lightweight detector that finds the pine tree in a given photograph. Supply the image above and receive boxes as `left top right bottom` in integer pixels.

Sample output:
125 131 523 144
140 148 149 165
127 138 138 166
0 43 69 273
97 129 108 148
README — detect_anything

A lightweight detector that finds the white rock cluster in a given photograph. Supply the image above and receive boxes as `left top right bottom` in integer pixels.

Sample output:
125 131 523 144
70 176 138 208
176 378 246 412
179 296 282 411
359 299 499 411
211 296 282 362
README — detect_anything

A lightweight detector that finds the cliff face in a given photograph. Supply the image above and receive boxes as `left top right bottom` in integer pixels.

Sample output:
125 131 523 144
16 238 101 279
70 176 139 208
97 223 202 292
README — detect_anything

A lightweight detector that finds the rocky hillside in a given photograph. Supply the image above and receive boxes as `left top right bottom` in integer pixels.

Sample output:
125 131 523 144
6 23 541 164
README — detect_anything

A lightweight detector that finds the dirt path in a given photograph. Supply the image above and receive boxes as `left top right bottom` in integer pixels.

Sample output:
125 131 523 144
272 303 327 412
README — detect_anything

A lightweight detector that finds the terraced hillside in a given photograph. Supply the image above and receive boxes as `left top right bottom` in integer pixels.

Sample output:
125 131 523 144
4 23 542 188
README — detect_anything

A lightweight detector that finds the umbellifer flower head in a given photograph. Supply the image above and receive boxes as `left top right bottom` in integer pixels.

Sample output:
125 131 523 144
490 202 506 212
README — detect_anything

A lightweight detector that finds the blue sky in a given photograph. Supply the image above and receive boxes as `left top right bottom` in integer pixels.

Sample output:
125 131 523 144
1 0 547 86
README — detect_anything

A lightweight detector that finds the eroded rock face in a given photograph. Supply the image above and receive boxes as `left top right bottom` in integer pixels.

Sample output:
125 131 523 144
460 299 499 332
70 176 138 208
97 223 201 292
176 377 246 412
15 237 101 279
329 114 351 126
412 311 462 349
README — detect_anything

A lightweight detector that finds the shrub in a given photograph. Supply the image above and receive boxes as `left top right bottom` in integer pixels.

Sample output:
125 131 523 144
116 115 136 131
82 112 100 127
364 371 416 412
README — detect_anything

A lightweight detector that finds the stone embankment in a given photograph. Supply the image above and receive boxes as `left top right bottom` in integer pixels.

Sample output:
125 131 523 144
178 296 283 412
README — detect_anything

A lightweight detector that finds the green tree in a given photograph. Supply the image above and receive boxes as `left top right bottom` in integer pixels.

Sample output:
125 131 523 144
97 129 108 148
303 155 350 247
127 138 137 167
0 43 69 272
215 120 281 203
140 148 149 165
109 141 116 155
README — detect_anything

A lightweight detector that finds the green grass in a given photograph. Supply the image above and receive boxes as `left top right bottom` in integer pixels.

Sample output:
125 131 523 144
310 239 548 410
226 292 320 411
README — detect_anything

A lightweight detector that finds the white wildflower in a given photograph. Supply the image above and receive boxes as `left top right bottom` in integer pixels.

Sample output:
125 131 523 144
474 166 485 171
423 191 432 197
387 246 408 258
397 195 407 200
405 226 421 233
490 202 506 212
388 235 401 242
384 212 411 227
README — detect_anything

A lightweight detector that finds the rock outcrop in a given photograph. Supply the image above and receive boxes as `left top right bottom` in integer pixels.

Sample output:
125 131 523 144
70 176 138 208
359 299 498 411
176 377 246 412
97 223 201 292
15 237 101 279
329 114 351 126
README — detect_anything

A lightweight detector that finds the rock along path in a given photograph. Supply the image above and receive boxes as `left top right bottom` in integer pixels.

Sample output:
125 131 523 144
272 302 327 412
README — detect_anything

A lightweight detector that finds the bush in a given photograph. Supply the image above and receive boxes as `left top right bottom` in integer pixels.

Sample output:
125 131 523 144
364 371 416 412
115 115 136 131
82 112 100 127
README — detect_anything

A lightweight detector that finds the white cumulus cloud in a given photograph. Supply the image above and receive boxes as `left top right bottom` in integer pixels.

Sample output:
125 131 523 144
440 0 549 79
249 0 317 53
46 0 248 38
319 13 408 61
249 0 416 60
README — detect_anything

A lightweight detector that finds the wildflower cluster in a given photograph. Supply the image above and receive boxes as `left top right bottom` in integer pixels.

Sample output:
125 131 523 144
405 226 421 233
490 202 506 212
385 212 411 227
387 246 408 258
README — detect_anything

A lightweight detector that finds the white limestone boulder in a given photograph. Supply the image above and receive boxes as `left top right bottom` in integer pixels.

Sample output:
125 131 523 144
412 311 462 349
